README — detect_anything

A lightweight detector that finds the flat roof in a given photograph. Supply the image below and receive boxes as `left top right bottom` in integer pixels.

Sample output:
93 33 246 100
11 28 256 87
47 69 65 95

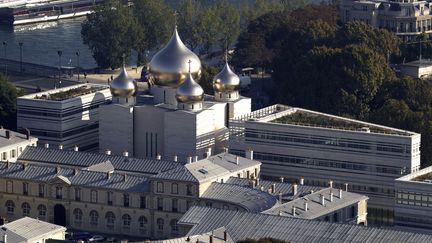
0 128 36 149
19 83 109 101
397 165 432 183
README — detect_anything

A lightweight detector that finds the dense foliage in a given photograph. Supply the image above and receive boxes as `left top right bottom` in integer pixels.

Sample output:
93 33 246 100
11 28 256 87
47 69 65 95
233 3 432 166
0 74 19 129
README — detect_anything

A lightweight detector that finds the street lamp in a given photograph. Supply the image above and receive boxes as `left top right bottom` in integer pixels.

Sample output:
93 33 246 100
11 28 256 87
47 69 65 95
75 51 80 81
2 41 7 59
57 50 62 88
19 42 23 73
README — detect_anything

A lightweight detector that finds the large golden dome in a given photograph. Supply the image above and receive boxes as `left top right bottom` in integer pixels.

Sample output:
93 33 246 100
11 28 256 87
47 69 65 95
176 65 204 103
149 27 201 87
110 66 137 97
213 61 240 92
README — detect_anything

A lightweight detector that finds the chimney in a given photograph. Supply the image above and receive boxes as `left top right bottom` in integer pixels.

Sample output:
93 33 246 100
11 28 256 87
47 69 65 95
44 143 49 149
173 155 178 162
74 145 79 152
280 177 284 183
235 156 239 165
56 165 60 174
6 160 10 169
156 154 161 160
339 188 343 199
58 144 63 150
292 183 298 195
194 155 198 162
251 180 256 188
123 174 127 182
278 210 282 216
320 194 325 206
5 130 10 139
107 171 111 180
246 149 254 160
292 206 296 217
304 201 308 211
271 184 276 194
187 156 192 164
278 191 283 203
74 168 79 175
206 147 212 158
209 235 213 243
3 234 7 243
123 151 129 157
223 231 227 241
25 128 30 140
256 178 260 186
260 186 264 191
300 177 304 185
330 191 334 202
344 183 349 192
329 180 333 188
105 149 111 155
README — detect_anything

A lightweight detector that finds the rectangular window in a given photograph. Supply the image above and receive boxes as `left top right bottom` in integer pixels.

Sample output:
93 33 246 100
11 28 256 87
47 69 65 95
157 198 163 211
38 184 44 197
75 188 81 201
172 199 178 212
56 186 62 199
91 190 98 203
186 185 193 196
6 181 13 193
2 152 7 160
11 150 16 158
124 194 130 207
157 182 164 193
22 182 28 195
107 191 113 205
140 196 146 209
171 183 178 194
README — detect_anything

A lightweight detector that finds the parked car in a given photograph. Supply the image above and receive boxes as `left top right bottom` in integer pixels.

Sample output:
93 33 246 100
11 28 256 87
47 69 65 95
70 232 92 241
89 235 104 242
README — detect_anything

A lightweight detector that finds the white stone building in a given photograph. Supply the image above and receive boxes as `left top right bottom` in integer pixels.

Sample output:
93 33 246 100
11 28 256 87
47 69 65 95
17 84 111 152
229 104 420 225
0 217 66 243
0 128 37 162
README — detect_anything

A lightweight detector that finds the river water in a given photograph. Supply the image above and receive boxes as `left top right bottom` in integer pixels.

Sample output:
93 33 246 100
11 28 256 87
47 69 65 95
0 17 98 69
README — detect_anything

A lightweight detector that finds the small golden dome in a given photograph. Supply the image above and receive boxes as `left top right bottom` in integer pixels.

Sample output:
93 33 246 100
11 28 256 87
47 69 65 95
149 27 201 87
213 61 240 92
176 61 204 103
110 66 137 97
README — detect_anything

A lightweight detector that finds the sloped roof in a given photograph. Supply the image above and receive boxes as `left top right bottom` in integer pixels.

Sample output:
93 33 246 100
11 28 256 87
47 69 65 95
0 217 66 242
180 207 432 243
83 160 114 173
151 165 198 182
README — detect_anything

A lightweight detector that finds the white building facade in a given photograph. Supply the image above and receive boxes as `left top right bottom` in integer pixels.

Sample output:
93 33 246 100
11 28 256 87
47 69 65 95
0 128 37 162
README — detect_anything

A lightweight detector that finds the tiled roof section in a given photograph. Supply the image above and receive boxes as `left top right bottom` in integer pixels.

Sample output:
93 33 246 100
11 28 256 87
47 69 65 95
180 207 432 243
18 146 179 175
225 177 323 201
201 182 277 213
263 188 369 219
206 153 260 171
0 162 149 192
151 165 198 182
0 128 36 148
0 216 66 241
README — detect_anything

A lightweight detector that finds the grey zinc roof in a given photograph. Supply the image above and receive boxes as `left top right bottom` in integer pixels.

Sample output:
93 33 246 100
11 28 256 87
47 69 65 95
0 128 36 148
200 182 277 213
18 146 179 175
0 217 66 242
263 188 369 219
0 162 149 192
83 160 115 173
151 165 198 182
206 153 260 172
180 207 432 243
226 177 323 201
149 227 234 243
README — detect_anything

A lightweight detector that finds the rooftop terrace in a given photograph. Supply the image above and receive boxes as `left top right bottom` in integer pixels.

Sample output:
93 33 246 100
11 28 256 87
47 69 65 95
28 84 108 101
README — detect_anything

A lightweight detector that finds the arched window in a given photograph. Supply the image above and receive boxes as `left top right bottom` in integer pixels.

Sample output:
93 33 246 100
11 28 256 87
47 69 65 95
156 218 164 231
37 204 46 218
170 219 179 234
106 211 115 229
138 216 148 234
122 214 131 228
171 183 178 194
21 202 30 216
90 210 99 226
73 208 83 225
5 200 14 214
91 190 98 203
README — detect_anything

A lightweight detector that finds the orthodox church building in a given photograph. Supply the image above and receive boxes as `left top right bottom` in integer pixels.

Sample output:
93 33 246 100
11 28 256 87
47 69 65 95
99 27 251 162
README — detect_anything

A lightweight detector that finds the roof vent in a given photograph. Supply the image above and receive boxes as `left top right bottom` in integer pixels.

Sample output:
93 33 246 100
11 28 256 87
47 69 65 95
45 143 49 149
198 168 208 174
156 154 161 160
359 127 370 133
105 149 111 155
123 151 129 157
74 145 79 152
173 155 178 162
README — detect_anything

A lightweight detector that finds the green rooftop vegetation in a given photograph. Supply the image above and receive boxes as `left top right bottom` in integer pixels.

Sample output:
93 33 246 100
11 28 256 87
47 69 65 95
412 172 432 182
34 86 106 101
271 111 408 136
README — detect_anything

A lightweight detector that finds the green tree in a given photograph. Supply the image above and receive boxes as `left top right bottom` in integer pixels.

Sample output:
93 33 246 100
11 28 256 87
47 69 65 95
81 0 144 69
177 0 202 51
240 0 283 29
199 64 219 94
0 74 19 129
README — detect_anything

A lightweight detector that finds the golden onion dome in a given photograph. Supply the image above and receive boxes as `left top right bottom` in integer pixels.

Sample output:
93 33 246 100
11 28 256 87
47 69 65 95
149 27 201 87
176 62 204 103
110 66 137 97
213 61 240 92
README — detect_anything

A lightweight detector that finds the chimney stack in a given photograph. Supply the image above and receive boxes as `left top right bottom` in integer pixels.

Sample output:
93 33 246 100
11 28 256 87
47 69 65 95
223 231 227 241
156 154 161 160
223 147 228 153
58 144 63 150
292 182 298 195
45 143 49 149
74 168 79 175
194 155 198 162
300 177 304 185
339 188 343 199
105 149 111 155
344 183 349 191
246 149 254 160
320 194 325 206
304 200 308 211
260 186 264 191
3 234 7 243
329 180 333 188
173 155 178 162
330 191 334 202
271 184 276 194
56 165 60 174
25 128 30 140
187 156 192 164
123 151 129 157
107 171 111 180
74 145 79 152
256 178 260 186
278 191 283 203
206 147 212 158
292 206 296 217
235 156 239 165
280 177 284 183
5 130 10 139
123 174 127 182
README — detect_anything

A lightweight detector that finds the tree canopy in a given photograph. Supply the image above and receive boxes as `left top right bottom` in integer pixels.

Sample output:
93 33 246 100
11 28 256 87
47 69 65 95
0 74 19 129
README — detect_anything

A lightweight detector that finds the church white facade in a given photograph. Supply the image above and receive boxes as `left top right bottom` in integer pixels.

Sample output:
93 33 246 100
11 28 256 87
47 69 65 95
99 27 251 162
